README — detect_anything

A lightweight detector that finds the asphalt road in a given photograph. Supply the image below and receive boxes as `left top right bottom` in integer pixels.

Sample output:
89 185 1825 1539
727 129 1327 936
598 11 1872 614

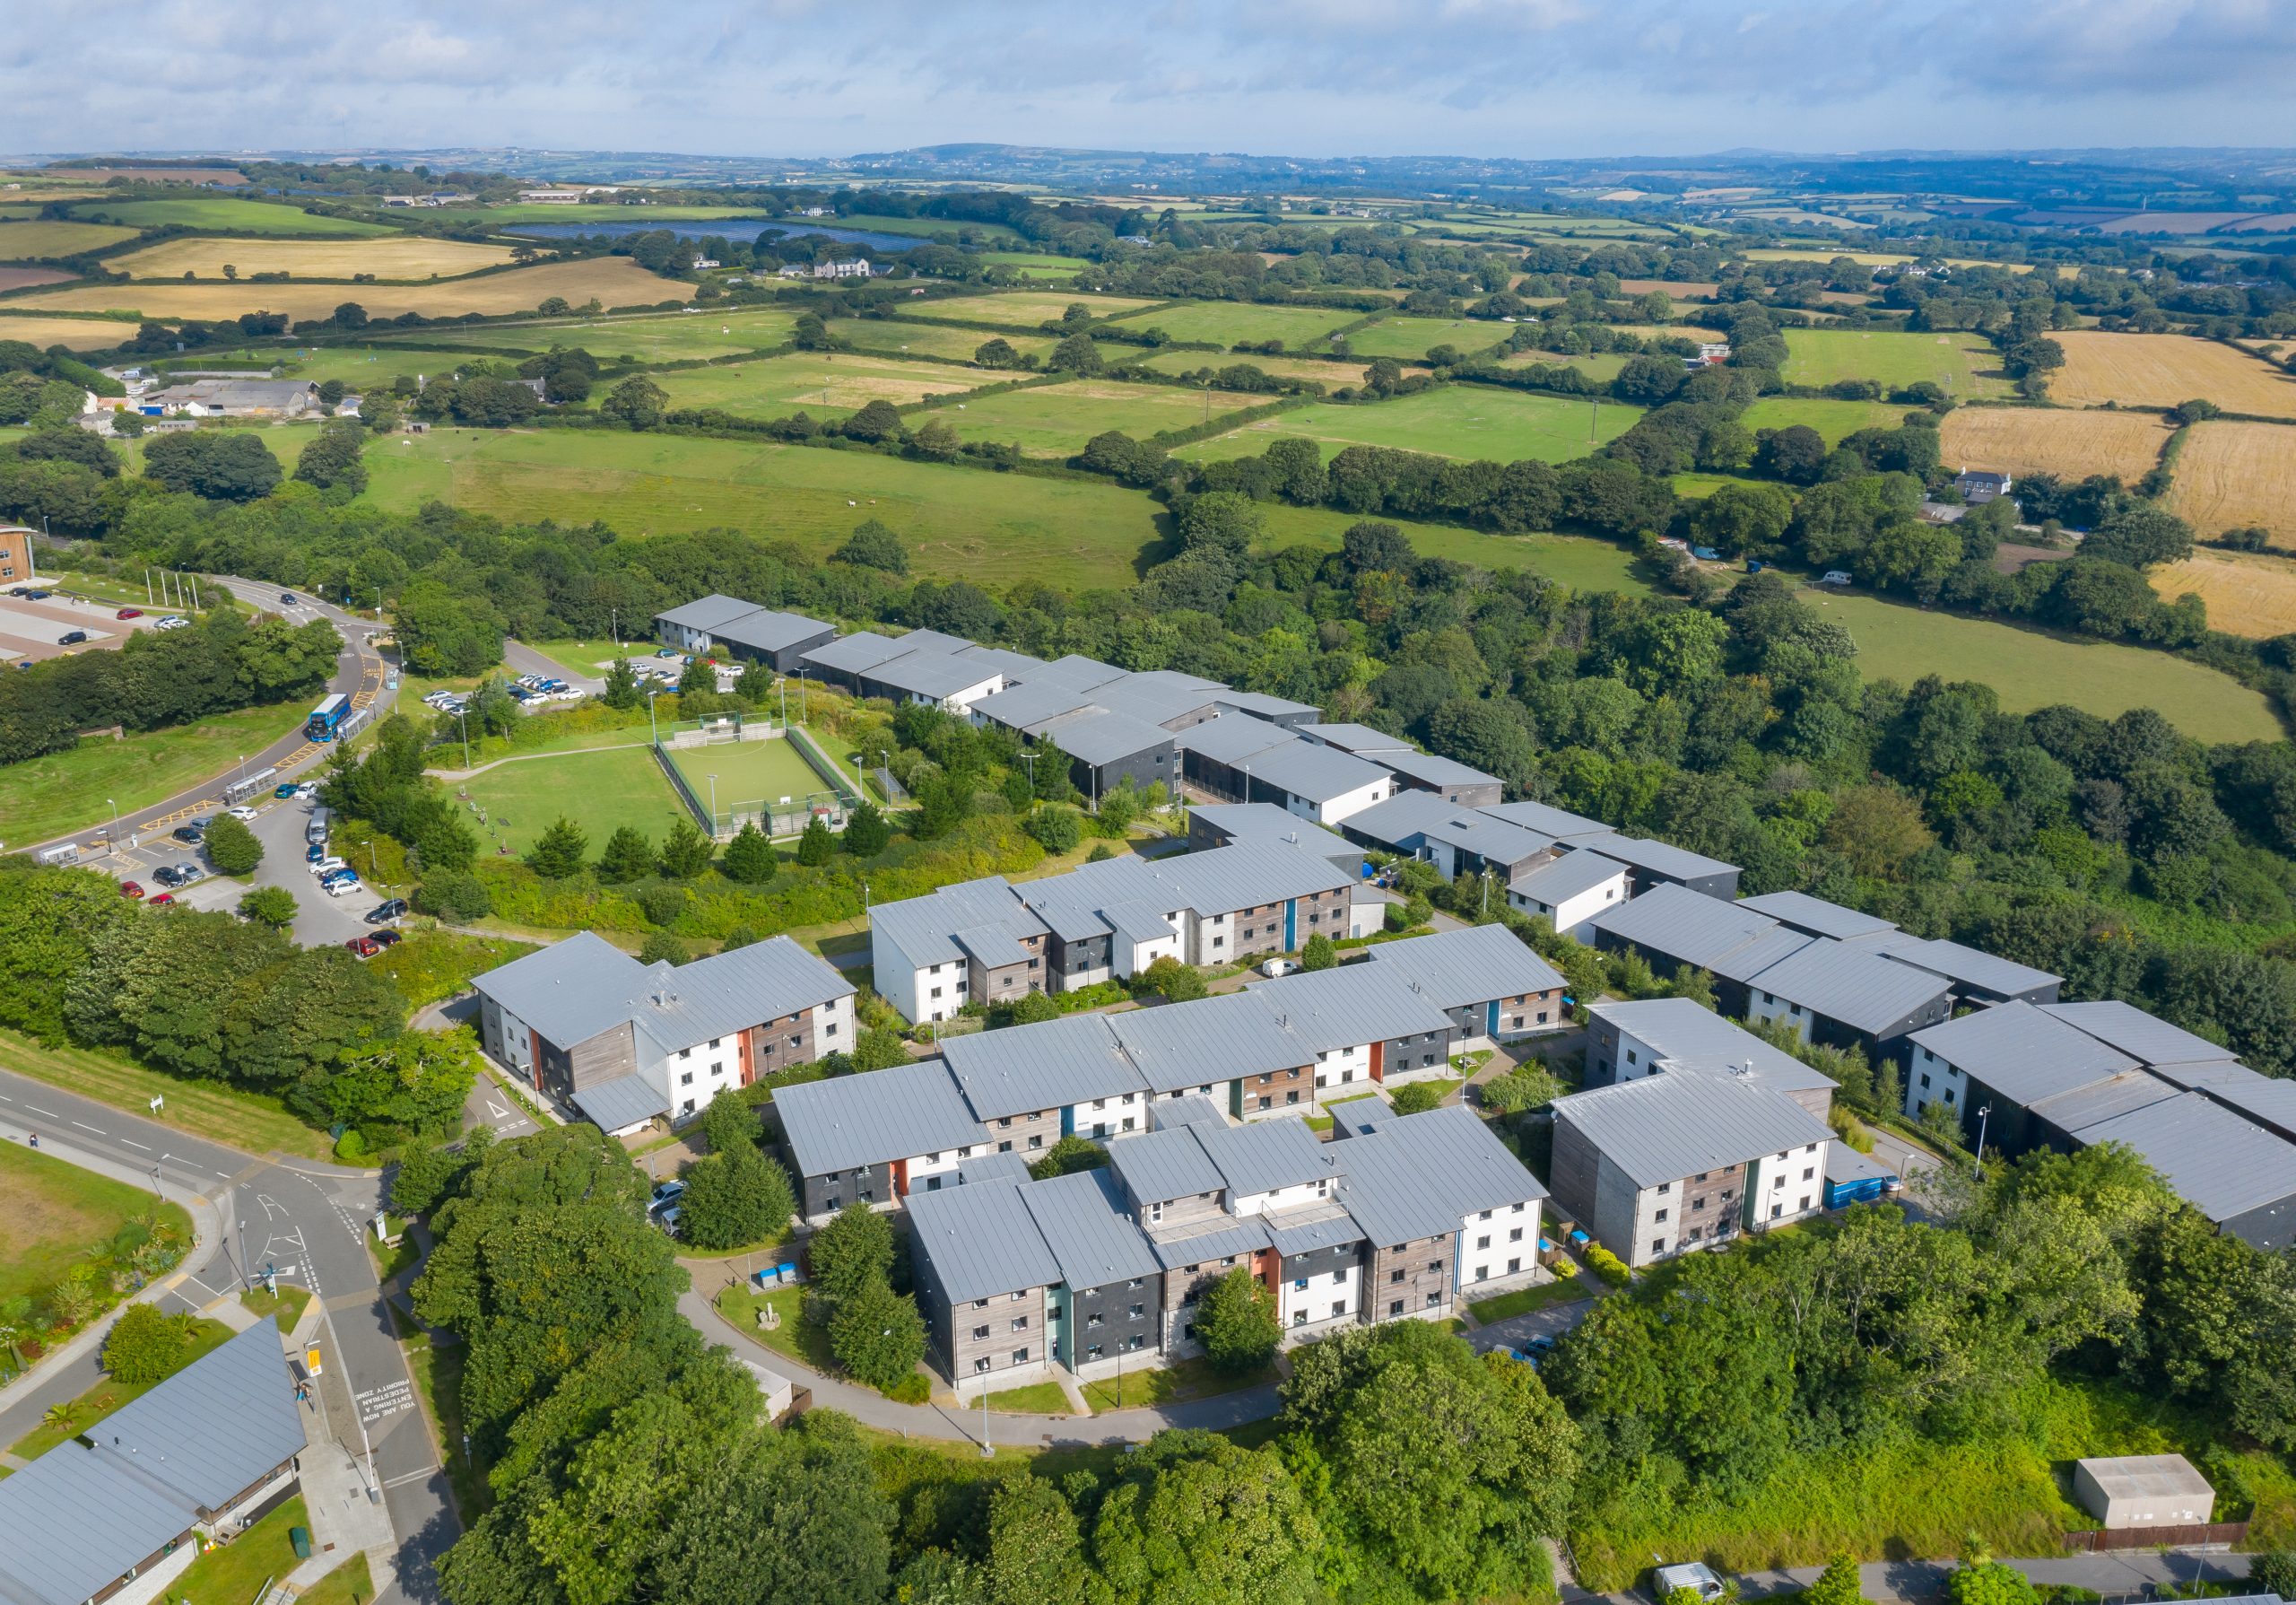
0 1071 457 1604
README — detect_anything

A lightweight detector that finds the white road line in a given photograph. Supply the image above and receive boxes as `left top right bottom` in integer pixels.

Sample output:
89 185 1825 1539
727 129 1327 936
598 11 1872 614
71 1120 103 1133
25 1105 58 1118
121 1138 150 1151
382 1467 440 1488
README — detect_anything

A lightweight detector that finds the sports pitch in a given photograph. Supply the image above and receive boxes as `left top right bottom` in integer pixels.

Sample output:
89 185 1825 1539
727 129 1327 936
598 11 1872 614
663 733 840 819
459 744 691 857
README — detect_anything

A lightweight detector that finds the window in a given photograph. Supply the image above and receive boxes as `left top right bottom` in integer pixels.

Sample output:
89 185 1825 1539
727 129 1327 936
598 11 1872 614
1129 1304 1144 1319
1331 1301 1347 1318
931 987 943 1000
680 1071 693 1086
1331 1269 1345 1284
1474 1265 1490 1282
1770 1203 1783 1219
824 1196 839 1210
972 1325 989 1340
1476 1234 1492 1250
1652 1238 1667 1255
997 1117 1013 1129
1657 1181 1671 1194
1653 1208 1667 1223
1509 1227 1524 1243
1011 1291 1026 1302
1293 1278 1309 1291
1800 1196 1813 1211
998 1140 1013 1154
1692 1197 1705 1212
974 1356 991 1374
1029 1134 1043 1150
1292 1310 1307 1327
1390 1268 1405 1284
680 1046 692 1060
1803 1166 1815 1181
1390 1299 1405 1317
1012 1316 1028 1331
1013 1348 1029 1365
1427 1260 1443 1274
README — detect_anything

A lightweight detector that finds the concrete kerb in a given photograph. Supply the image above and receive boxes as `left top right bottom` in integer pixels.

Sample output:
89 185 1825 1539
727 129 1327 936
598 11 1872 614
0 1126 227 1404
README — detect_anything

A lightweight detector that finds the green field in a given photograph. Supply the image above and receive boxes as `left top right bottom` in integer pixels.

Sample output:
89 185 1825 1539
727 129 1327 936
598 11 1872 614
180 342 445 388
972 251 1083 280
652 351 993 420
1782 328 2012 398
68 197 392 235
1340 316 1513 362
1500 350 1631 383
832 319 1055 363
1743 397 1907 443
931 378 1270 456
1104 300 1355 350
1813 586 2282 742
0 1027 331 1158
0 701 300 845
1254 502 1653 595
0 220 139 258
0 1139 187 1307
836 213 1026 245
1178 385 1638 465
665 733 839 817
458 743 691 857
906 292 1161 328
109 422 323 478
380 305 801 364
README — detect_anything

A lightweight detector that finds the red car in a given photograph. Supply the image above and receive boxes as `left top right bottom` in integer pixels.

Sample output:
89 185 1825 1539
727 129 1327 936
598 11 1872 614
147 891 174 905
345 936 380 958
117 606 144 620
120 879 144 899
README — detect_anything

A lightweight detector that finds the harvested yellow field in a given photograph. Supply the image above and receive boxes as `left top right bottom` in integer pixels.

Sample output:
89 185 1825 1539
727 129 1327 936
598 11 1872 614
0 315 142 350
12 257 688 326
2152 549 2296 639
111 235 517 280
1939 406 2174 483
0 220 138 258
2050 332 2296 419
2163 420 2296 546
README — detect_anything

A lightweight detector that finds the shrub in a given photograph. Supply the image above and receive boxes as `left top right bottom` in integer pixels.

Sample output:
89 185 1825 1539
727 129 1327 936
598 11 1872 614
639 929 688 965
204 814 263 877
796 817 835 867
102 1303 197 1387
1583 1243 1631 1287
1387 1082 1444 1115
1136 955 1207 1003
1195 1265 1281 1373
1300 933 1337 971
719 822 778 885
413 869 491 922
238 885 298 927
1023 806 1083 854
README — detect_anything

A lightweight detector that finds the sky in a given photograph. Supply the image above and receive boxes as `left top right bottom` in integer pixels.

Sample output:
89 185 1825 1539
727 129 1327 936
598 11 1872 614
4 0 2292 161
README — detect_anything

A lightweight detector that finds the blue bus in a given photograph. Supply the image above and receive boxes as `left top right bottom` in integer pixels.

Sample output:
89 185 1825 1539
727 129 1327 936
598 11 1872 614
305 693 351 741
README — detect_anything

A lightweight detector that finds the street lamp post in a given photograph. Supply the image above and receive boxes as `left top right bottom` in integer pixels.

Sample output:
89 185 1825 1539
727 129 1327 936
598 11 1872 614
1973 1103 1993 1180
708 773 718 833
108 797 119 852
457 707 470 772
647 689 662 747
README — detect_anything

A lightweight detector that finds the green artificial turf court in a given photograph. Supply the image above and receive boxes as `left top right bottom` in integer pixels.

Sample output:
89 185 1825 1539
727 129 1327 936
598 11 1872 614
1338 316 1514 362
664 730 840 822
1176 386 1639 465
1780 327 2013 398
1103 300 1359 350
456 743 692 857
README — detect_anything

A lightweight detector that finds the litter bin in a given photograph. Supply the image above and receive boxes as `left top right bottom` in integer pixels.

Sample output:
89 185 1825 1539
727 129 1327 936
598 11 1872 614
291 1526 311 1560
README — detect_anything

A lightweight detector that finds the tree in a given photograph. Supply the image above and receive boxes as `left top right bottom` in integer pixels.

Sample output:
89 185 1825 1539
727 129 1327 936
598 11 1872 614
1048 332 1104 374
720 821 778 885
1300 932 1336 972
842 799 891 855
526 816 587 879
796 816 835 866
1388 1081 1445 1115
1808 1554 1872 1605
1948 1558 2039 1605
203 813 263 876
601 375 669 430
143 431 282 501
657 817 715 878
809 1202 895 1304
596 825 656 883
2249 1552 2296 1601
1137 955 1207 1002
679 1144 796 1252
974 336 1020 369
1754 423 1829 484
1024 805 1083 854
1178 490 1264 556
601 657 639 711
2085 504 2194 569
1091 1430 1321 1605
292 422 368 494
829 1279 926 1391
237 885 298 927
1822 785 1935 878
1195 1265 1281 1373
1478 1060 1563 1116
1028 1134 1109 1181
983 1475 1089 1605
832 518 909 574
103 1303 199 1387
841 399 904 443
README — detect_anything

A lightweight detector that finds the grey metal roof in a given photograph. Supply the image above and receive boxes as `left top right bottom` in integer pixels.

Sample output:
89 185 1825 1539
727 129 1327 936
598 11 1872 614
1107 1126 1227 1204
639 935 852 1051
775 1060 987 1175
1198 1118 1341 1196
908 1176 1061 1302
1214 690 1322 720
1414 810 1554 868
1089 674 1226 728
1825 1141 1894 1187
1866 933 2061 1000
1269 1206 1366 1255
1152 1095 1230 1130
1014 854 1166 943
1909 1000 2140 1103
656 593 769 633
1480 798 1613 840
1572 831 1739 885
1335 1104 1544 1244
970 679 1096 731
1589 997 1834 1095
1361 922 1565 1008
941 1014 1141 1119
2029 1070 2181 1133
1554 1074 1832 1190
954 644 1047 682
1038 708 1176 766
1509 850 1628 904
1706 927 1821 986
871 875 1044 971
1587 883 1782 970
1747 940 1949 1035
955 1150 1036 1186
1297 721 1409 755
1022 1168 1163 1289
799 630 916 676
1737 890 1898 942
1329 1096 1410 1138
1188 803 1358 862
953 923 1031 970
0 1319 307 1605
1247 964 1457 1054
1152 842 1350 913
1377 748 1501 792
1033 654 1130 693
1112 990 1310 1092
1173 716 1296 766
2045 1000 2231 1068
709 608 836 656
473 930 648 1049
571 1073 671 1132
868 650 1008 699
1239 738 1391 805
2179 1069 2296 1143
1337 788 1466 851
1148 1216 1273 1270
2071 1091 2296 1225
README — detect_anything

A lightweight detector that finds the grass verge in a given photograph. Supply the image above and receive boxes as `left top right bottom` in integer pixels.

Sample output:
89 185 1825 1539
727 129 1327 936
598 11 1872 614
1079 1354 1276 1413
0 1138 187 1307
1468 1279 1596 1323
298 1552 377 1605
713 1281 836 1374
0 702 300 844
0 1027 330 1159
239 1283 314 1330
386 1298 484 1521
983 1381 1073 1415
162 1494 311 1604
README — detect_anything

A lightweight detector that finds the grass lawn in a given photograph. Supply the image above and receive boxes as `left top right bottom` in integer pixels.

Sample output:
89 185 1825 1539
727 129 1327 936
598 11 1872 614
1078 1353 1276 1413
1780 327 2013 399
665 733 837 816
369 929 538 1009
386 1300 484 1519
71 196 392 234
1742 396 1908 444
298 1553 377 1605
652 351 995 420
0 1026 330 1159
907 292 1161 327
393 305 801 364
240 1282 315 1330
0 1140 187 1307
1808 586 2283 744
457 742 691 857
1468 1278 1597 1323
933 378 1270 457
984 1381 1074 1414
0 701 303 845
1178 386 1639 465
167 1495 310 1603
517 638 632 678
829 319 1056 363
1102 300 1358 349
1341 317 1513 362
715 1282 837 1374
8 1317 234 1460
0 220 142 257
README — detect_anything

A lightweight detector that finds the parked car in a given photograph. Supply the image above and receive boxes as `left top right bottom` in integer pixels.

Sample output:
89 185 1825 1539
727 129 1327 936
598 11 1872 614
655 1204 681 1237
1653 1563 1727 1604
324 877 362 897
57 631 88 646
273 782 299 798
294 781 318 800
22 589 50 600
371 929 404 948
162 862 204 886
649 1180 686 1212
366 898 409 924
345 936 381 958
172 824 204 844
116 607 143 619
154 615 188 630
306 841 329 863
226 805 260 822
1258 957 1296 979
119 880 144 899
310 856 349 877
147 891 174 905
657 647 680 659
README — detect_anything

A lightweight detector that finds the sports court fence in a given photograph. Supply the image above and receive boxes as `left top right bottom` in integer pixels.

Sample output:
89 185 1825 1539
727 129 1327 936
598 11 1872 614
655 720 862 842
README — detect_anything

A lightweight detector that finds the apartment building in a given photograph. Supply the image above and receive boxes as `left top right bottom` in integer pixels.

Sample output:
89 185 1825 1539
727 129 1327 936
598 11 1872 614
651 593 837 671
1582 997 1838 1118
472 930 855 1132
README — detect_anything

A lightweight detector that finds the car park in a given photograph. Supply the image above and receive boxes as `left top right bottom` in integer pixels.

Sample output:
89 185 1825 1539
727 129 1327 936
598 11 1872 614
172 824 204 844
120 880 144 899
57 631 88 646
325 877 362 897
345 936 381 958
117 607 143 620
156 862 204 887
294 781 318 799
366 898 409 924
371 929 404 948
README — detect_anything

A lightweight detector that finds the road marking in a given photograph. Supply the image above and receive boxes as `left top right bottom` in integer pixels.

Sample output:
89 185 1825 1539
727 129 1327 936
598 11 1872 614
120 1138 150 1150
356 1379 415 1425
25 1105 57 1118
383 1467 440 1488
71 1120 103 1133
